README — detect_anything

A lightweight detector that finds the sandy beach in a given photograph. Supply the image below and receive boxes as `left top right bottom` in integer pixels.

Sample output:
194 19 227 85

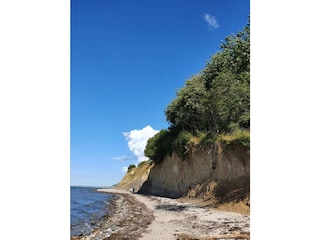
73 189 249 240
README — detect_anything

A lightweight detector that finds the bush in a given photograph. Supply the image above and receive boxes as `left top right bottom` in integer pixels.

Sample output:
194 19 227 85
127 164 136 172
173 131 194 160
144 129 174 164
200 131 218 146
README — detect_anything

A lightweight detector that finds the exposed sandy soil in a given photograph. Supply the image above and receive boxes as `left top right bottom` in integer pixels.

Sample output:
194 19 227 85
182 177 250 216
73 189 249 240
177 197 249 216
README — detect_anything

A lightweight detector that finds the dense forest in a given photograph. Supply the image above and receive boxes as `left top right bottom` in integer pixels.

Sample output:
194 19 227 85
145 20 250 164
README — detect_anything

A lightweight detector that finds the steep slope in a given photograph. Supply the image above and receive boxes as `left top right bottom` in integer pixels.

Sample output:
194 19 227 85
116 161 153 192
117 142 249 214
138 142 249 198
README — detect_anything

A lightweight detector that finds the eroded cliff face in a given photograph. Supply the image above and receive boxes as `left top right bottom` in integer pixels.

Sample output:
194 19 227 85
116 142 250 202
116 162 153 192
138 148 214 198
138 142 250 198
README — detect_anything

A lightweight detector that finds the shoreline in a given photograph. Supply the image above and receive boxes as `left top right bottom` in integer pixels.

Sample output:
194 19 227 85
73 188 250 240
72 189 154 240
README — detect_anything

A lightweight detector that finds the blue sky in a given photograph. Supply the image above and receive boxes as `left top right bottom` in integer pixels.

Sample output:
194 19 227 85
3 1 320 238
71 0 250 186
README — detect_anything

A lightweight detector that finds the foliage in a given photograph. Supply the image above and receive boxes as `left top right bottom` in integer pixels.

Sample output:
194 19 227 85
165 74 208 132
207 71 250 132
166 20 250 134
199 131 218 146
217 129 250 147
144 129 174 164
127 164 136 172
145 19 250 164
172 131 194 160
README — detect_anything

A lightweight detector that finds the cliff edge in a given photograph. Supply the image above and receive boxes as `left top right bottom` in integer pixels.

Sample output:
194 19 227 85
116 142 250 214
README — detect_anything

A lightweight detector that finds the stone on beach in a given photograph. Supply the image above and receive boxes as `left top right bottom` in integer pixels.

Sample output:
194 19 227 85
77 189 250 240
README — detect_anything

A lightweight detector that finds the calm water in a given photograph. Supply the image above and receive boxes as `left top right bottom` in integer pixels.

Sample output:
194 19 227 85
71 186 116 236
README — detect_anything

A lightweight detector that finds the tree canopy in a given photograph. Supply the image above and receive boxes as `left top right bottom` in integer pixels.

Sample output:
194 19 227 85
145 20 250 163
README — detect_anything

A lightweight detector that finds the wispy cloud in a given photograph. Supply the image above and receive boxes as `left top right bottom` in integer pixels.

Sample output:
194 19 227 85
123 125 159 163
121 166 128 173
203 13 219 29
113 155 134 161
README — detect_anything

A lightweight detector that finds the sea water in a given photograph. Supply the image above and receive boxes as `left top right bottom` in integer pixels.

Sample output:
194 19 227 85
71 186 116 237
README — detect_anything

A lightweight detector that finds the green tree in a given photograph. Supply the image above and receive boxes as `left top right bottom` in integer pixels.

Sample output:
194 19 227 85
166 21 250 134
145 19 250 164
144 129 174 164
203 21 250 132
165 74 208 132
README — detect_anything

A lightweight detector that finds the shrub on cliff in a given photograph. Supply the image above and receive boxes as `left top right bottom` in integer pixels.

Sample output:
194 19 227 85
144 129 174 164
127 164 136 172
172 131 194 160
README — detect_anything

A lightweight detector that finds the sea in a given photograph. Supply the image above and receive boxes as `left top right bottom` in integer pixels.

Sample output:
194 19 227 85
71 186 117 237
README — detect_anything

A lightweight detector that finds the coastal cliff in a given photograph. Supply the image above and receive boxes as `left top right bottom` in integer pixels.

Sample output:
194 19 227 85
116 142 250 210
116 21 250 213
115 161 153 192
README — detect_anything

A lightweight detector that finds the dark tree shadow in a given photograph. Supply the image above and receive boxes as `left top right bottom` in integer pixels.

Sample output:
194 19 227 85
155 204 187 212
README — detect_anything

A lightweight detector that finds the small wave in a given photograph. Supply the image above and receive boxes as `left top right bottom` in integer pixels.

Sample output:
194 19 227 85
71 187 114 237
71 199 80 205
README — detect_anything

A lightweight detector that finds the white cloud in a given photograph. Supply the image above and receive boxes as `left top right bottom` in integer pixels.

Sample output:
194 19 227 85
203 13 219 29
112 155 134 161
123 125 159 163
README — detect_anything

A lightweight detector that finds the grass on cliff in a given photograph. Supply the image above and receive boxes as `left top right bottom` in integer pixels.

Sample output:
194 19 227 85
145 128 250 164
138 159 153 167
216 129 250 147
